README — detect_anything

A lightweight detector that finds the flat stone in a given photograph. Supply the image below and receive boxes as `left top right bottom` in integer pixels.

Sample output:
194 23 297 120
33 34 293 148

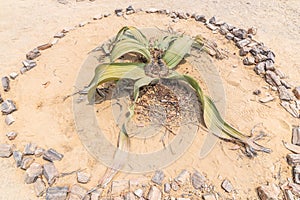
54 32 65 38
278 86 293 101
164 183 171 193
146 8 158 13
257 184 280 200
0 144 12 158
26 48 41 60
281 101 299 118
265 70 281 86
171 181 179 191
1 100 17 115
151 170 165 185
43 148 64 162
34 177 46 197
43 162 59 186
265 60 275 71
202 193 217 200
191 171 206 190
208 16 216 24
37 43 52 50
134 189 143 198
13 150 23 167
243 56 255 65
6 131 17 140
236 38 251 48
1 76 10 92
147 186 161 200
77 171 91 184
22 59 37 70
254 62 266 75
93 14 103 20
281 80 291 89
25 162 43 184
239 46 251 56
111 180 129 195
267 51 276 62
292 126 300 145
221 179 233 193
5 114 15 125
70 184 88 199
9 72 19 80
21 157 35 170
259 96 274 103
287 154 300 166
194 15 206 23
90 189 102 200
24 143 37 155
232 28 247 39
175 169 190 186
124 192 136 200
293 87 300 100
35 147 45 157
46 186 68 200
225 32 234 40
206 23 218 31
294 165 300 184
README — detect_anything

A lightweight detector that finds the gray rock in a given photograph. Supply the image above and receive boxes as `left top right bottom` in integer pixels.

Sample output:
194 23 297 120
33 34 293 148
26 48 41 60
281 101 299 118
175 169 190 186
278 86 293 101
37 43 53 50
24 143 37 155
0 93 3 103
292 126 300 145
208 16 216 24
171 181 179 191
287 154 300 166
46 186 68 200
265 60 275 71
25 162 43 184
225 32 234 40
54 32 65 38
257 184 280 200
236 38 251 48
20 66 28 74
233 37 241 43
34 177 46 197
253 89 261 95
219 26 228 35
267 51 275 62
0 144 12 158
247 27 257 35
6 131 17 140
145 8 158 13
134 189 143 198
191 171 206 190
147 186 161 200
21 157 35 170
164 183 171 193
254 53 268 63
77 171 91 184
243 57 255 65
294 165 300 184
90 189 102 200
43 162 59 186
151 170 165 185
111 180 129 195
79 21 88 27
35 147 45 157
194 15 206 23
13 150 23 167
221 179 233 193
22 59 37 70
124 192 136 200
69 184 88 199
275 69 286 79
126 5 134 12
202 193 217 200
1 76 10 92
259 96 274 103
5 114 15 125
239 46 251 56
206 23 218 31
265 70 281 86
93 14 103 20
177 12 188 19
232 28 247 39
115 9 123 16
293 87 300 100
43 148 64 162
1 99 17 115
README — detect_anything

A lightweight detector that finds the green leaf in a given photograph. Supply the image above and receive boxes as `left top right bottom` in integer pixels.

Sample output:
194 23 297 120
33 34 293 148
114 26 148 47
87 62 146 103
110 38 151 62
162 35 194 69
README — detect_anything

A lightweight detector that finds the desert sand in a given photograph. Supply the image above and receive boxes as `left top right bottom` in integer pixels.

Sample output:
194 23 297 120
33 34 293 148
0 0 300 199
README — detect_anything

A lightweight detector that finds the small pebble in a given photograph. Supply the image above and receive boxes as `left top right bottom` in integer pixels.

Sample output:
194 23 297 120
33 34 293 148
77 171 91 184
13 150 23 167
35 147 45 157
5 114 15 125
253 89 261 95
164 183 171 193
43 162 59 186
24 162 43 184
43 148 64 162
6 131 17 140
134 189 143 198
21 157 35 170
221 179 233 193
175 169 190 186
54 32 65 38
93 14 103 20
9 72 18 80
1 76 10 92
46 186 68 200
69 184 88 199
1 99 17 115
24 143 37 155
151 170 165 185
259 96 274 103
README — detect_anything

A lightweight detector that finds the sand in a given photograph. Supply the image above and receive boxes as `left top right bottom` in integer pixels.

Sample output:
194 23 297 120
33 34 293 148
0 0 300 199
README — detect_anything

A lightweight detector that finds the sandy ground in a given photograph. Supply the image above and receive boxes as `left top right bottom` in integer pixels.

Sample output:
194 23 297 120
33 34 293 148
0 0 300 199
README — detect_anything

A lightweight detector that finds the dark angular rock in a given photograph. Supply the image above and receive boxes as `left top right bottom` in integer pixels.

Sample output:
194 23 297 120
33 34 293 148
34 178 46 197
6 131 17 140
265 60 275 71
191 171 206 190
194 15 206 23
126 5 134 12
26 48 41 60
239 46 251 56
1 99 17 115
13 150 23 167
0 144 12 158
43 162 59 186
0 93 3 103
232 28 247 39
221 179 233 193
151 170 165 185
253 89 261 95
115 9 123 16
21 157 35 170
24 143 37 155
25 162 43 184
236 38 251 48
267 51 275 62
46 186 68 200
293 87 300 100
1 76 10 92
208 16 216 24
247 27 257 35
43 148 64 162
